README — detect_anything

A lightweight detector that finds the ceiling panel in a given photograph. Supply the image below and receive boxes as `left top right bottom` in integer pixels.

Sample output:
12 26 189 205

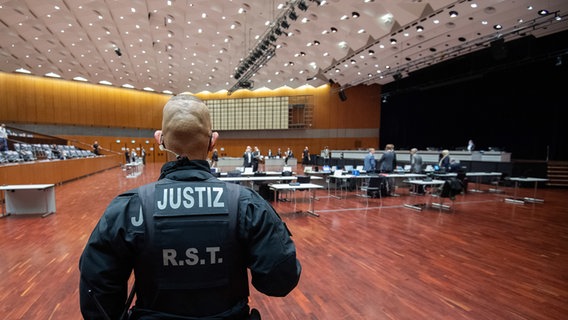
0 0 566 94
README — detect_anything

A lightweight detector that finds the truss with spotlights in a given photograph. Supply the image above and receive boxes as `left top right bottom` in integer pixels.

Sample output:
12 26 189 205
228 0 312 94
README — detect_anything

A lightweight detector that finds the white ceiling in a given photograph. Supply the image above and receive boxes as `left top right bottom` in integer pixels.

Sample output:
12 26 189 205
1 0 567 95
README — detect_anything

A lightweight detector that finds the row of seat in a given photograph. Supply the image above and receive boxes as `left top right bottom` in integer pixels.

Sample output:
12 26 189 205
1 143 96 164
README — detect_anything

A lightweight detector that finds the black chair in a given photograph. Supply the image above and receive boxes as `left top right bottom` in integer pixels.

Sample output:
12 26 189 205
294 175 312 203
360 176 385 206
432 177 464 212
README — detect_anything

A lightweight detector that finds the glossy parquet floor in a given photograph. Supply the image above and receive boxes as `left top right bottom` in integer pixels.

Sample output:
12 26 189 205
1 163 567 320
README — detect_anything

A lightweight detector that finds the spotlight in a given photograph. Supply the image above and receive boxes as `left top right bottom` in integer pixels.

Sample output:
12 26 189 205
281 20 290 29
298 0 308 11
114 47 122 56
449 10 458 18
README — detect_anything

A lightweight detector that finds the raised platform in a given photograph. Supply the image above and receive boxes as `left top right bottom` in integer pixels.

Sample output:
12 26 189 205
0 154 121 186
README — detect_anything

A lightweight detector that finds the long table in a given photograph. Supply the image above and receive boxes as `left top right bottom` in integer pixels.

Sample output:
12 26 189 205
432 172 502 192
269 183 324 217
504 177 548 204
0 184 56 217
403 179 446 211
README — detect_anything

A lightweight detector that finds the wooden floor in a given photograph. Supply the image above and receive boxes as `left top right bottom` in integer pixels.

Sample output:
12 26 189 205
1 163 568 320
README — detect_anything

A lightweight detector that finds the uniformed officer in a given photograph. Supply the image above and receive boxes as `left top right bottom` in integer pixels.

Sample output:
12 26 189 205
79 94 302 320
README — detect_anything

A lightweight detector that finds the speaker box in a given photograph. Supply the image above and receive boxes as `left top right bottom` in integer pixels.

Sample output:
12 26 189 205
338 90 347 101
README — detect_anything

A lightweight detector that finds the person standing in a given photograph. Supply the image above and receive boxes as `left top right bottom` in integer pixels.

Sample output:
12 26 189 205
323 146 330 166
439 149 451 171
409 148 423 173
363 147 376 173
252 146 261 172
467 139 475 152
141 147 147 165
211 148 219 168
302 146 311 166
92 140 100 155
243 146 253 168
377 144 397 195
124 148 131 164
79 94 301 320
0 123 9 152
409 148 424 194
377 144 396 173
284 148 294 165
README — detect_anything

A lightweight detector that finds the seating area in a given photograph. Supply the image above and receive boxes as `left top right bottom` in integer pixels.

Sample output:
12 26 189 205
1 143 96 164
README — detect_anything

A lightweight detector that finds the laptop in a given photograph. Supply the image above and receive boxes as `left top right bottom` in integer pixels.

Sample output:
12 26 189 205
322 165 331 173
244 167 254 174
344 165 354 173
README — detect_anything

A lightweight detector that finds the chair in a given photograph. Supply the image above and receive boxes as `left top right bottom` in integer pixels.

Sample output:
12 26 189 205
432 177 464 212
360 177 384 206
296 175 311 184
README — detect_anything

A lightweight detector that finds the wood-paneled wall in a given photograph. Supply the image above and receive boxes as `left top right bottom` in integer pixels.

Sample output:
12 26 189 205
0 72 382 160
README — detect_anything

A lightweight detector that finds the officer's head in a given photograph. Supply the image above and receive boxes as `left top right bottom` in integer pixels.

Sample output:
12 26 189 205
154 94 218 160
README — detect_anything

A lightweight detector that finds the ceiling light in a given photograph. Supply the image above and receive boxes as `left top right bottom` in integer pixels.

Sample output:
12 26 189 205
390 38 397 45
15 68 31 74
449 11 458 18
538 9 549 16
368 50 374 55
352 12 360 18
416 26 424 32
330 27 337 33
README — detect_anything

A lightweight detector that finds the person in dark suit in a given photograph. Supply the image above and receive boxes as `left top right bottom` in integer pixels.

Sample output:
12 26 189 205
252 146 261 172
377 144 397 195
243 145 253 168
409 148 423 173
211 148 219 168
409 148 424 194
302 146 311 166
124 148 131 164
92 140 100 155
377 144 396 173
